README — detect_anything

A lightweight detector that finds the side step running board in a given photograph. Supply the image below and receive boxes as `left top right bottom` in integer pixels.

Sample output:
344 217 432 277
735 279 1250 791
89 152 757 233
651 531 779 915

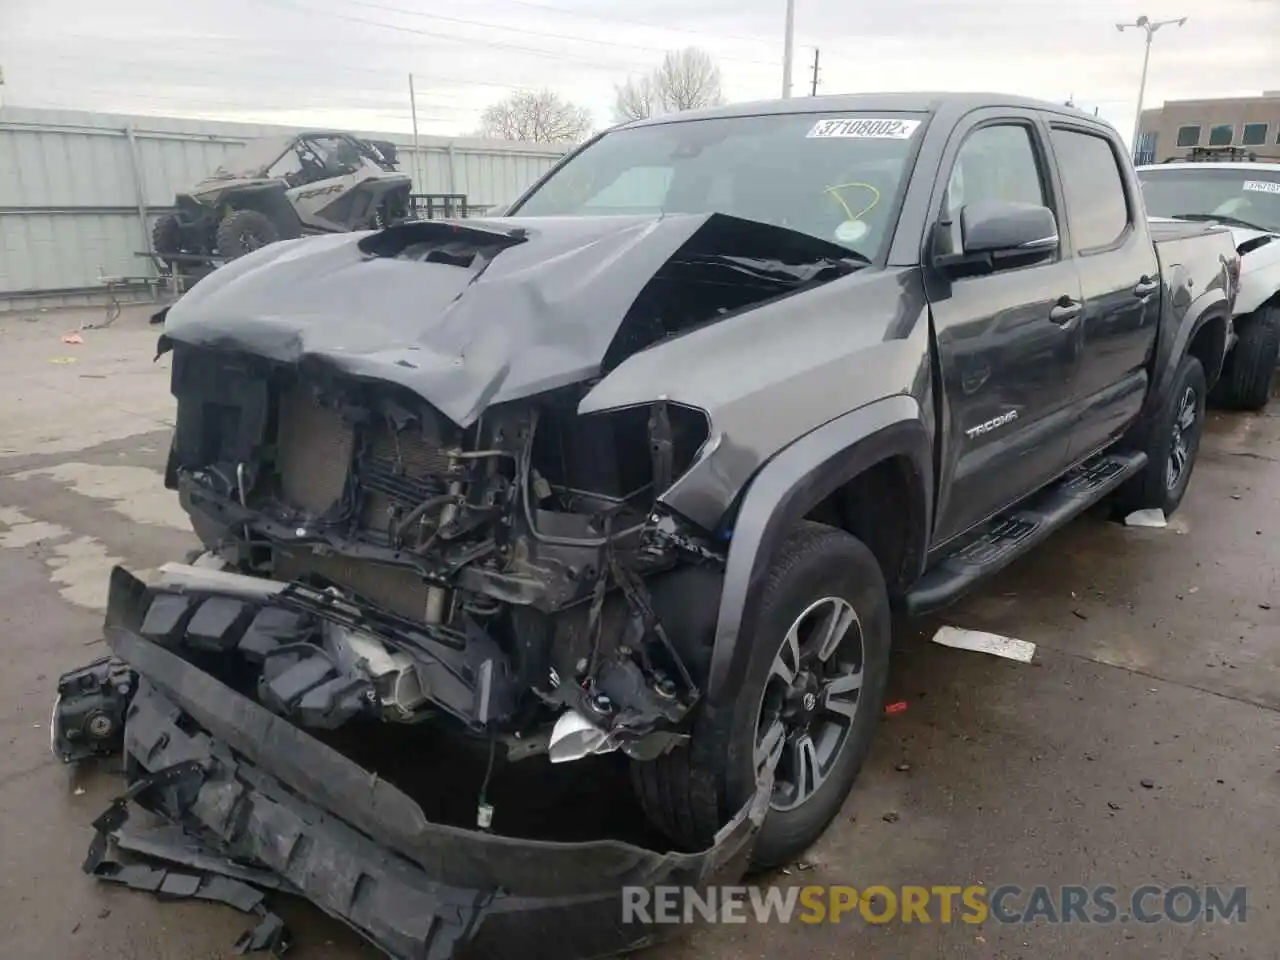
904 450 1147 616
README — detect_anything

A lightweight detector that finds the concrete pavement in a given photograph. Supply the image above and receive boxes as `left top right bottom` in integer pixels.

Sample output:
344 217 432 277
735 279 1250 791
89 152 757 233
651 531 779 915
1 307 1275 959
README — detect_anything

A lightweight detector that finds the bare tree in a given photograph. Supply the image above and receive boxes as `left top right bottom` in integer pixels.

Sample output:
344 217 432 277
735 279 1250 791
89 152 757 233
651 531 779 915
613 74 659 124
479 90 593 144
653 47 724 113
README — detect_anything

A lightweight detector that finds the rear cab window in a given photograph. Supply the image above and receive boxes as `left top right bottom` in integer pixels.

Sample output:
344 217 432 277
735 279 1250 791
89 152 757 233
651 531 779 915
1049 127 1133 253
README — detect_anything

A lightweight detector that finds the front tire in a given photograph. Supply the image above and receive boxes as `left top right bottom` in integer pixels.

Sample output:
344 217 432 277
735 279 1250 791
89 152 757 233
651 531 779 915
1213 308 1280 411
632 522 891 868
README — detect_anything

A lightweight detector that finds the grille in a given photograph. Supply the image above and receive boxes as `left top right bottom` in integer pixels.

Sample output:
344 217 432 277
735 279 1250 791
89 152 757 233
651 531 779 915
275 385 355 516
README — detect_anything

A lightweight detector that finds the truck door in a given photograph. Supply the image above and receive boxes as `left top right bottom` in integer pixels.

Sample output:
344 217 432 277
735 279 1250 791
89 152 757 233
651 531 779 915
927 112 1085 545
1045 123 1162 463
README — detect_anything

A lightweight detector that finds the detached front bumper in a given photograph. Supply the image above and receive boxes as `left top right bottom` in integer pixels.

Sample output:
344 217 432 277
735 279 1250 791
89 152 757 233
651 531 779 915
63 572 766 960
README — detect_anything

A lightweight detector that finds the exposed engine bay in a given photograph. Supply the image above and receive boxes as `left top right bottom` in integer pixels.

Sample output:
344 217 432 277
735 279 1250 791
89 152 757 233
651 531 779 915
159 354 721 763
146 213 860 770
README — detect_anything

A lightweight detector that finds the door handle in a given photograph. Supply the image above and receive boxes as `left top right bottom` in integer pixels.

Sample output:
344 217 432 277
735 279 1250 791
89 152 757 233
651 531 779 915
1049 297 1082 325
1133 275 1159 297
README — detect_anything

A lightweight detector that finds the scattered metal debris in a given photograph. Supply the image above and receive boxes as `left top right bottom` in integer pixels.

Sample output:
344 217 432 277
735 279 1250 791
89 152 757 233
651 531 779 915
1124 508 1168 528
931 626 1036 663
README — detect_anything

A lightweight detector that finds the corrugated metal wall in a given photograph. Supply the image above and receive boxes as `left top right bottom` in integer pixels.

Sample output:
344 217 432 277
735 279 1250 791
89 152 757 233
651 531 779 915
0 107 566 311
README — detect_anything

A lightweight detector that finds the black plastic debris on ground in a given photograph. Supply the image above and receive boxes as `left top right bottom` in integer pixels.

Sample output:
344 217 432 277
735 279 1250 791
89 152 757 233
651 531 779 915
81 761 290 956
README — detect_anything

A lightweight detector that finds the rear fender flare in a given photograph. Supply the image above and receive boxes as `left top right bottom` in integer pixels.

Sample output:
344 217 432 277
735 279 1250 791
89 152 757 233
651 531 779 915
705 395 932 704
1154 285 1231 404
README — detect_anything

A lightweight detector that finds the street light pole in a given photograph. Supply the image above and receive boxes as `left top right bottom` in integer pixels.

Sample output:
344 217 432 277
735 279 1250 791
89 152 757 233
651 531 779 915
782 0 795 99
1116 15 1187 156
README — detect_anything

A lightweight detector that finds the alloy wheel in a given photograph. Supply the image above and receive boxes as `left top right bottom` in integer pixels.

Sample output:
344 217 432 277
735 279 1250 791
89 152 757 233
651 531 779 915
754 595 866 812
1166 385 1197 490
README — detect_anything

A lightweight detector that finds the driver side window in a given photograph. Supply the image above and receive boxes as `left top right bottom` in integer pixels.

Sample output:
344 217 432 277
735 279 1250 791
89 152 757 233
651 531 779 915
946 124 1048 218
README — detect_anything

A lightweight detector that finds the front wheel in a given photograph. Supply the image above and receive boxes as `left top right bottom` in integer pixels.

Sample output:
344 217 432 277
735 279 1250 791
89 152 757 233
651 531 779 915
215 209 280 259
631 522 891 868
1115 353 1206 517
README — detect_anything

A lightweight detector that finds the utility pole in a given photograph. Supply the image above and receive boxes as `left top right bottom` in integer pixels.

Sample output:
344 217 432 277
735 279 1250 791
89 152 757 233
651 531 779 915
408 73 422 192
1116 15 1187 157
810 48 821 97
782 0 795 99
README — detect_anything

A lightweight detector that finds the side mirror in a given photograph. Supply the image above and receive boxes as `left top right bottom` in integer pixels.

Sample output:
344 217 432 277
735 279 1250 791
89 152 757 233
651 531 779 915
937 201 1059 274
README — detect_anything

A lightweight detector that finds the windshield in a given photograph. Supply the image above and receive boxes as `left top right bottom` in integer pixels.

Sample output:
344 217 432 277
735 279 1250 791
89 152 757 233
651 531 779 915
210 136 295 180
512 111 927 260
1138 167 1280 233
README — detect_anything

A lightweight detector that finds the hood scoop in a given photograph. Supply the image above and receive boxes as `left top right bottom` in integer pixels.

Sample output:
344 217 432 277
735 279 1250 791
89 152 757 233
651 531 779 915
1237 233 1275 257
357 220 529 267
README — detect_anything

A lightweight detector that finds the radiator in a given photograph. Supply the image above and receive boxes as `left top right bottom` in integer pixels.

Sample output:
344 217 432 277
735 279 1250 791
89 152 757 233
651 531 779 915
275 385 354 516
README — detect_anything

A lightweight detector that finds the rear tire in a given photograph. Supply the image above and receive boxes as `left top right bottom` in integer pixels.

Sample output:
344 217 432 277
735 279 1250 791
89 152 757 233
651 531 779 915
215 209 280 259
631 522 891 869
151 214 182 259
1115 353 1205 517
1212 308 1279 411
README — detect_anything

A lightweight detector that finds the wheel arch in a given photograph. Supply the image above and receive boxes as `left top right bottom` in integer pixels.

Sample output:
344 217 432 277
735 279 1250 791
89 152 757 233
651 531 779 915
705 395 933 705
220 184 303 240
1155 285 1232 403
1188 309 1229 389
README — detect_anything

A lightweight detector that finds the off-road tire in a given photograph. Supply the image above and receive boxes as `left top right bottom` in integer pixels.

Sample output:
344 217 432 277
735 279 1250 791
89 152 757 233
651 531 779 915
1115 353 1206 517
631 522 891 869
151 214 182 258
1212 308 1280 411
215 209 280 259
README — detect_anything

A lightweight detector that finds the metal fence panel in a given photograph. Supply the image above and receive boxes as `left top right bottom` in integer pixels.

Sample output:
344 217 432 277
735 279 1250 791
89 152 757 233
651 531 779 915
0 106 566 310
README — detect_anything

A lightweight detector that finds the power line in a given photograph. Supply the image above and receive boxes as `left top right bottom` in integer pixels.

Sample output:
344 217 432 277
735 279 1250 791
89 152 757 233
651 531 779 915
486 0 785 48
346 0 780 67
258 0 676 73
1 46 538 96
23 86 460 123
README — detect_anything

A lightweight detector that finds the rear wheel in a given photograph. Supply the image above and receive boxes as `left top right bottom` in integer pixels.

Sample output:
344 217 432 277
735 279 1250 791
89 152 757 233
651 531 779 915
631 522 891 868
215 209 280 259
151 214 182 259
1115 353 1206 517
1212 308 1280 411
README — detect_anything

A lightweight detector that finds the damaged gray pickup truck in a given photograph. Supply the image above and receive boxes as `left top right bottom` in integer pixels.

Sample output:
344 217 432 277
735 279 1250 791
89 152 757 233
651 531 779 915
54 93 1240 958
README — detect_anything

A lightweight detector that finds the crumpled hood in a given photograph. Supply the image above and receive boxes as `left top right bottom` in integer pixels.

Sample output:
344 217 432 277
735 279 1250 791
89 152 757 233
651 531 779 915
162 213 734 426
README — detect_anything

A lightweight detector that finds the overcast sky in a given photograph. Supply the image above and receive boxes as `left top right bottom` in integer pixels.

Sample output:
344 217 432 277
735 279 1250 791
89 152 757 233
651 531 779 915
0 0 1275 143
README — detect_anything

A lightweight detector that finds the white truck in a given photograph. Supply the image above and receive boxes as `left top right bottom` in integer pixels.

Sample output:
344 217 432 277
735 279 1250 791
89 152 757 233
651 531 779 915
1138 147 1280 410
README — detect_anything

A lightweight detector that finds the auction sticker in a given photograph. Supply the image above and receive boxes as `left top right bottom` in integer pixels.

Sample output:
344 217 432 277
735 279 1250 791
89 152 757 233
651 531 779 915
1243 180 1280 195
808 117 921 139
